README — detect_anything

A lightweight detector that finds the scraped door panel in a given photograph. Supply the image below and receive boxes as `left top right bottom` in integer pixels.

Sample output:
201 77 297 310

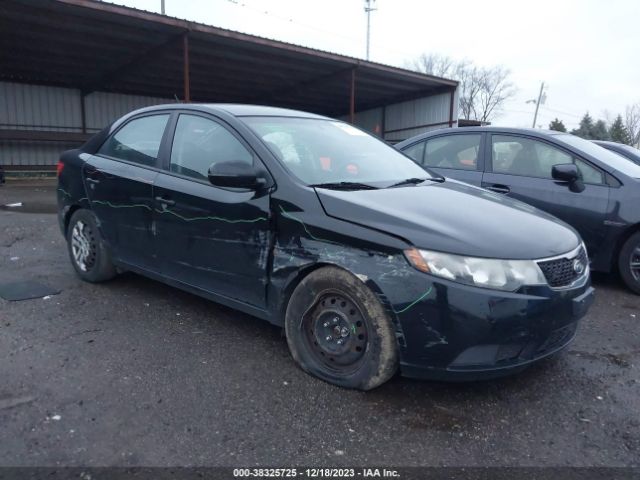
154 113 271 308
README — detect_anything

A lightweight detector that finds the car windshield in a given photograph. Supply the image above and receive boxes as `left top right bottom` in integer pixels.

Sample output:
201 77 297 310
241 116 433 186
557 134 640 178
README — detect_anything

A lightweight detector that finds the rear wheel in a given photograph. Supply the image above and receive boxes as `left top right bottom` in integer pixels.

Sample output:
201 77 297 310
285 266 398 390
67 209 117 283
619 232 640 295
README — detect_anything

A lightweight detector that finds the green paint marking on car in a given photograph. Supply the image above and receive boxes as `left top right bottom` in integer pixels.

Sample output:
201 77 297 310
65 190 266 222
278 205 338 244
393 287 433 314
155 207 267 224
93 200 152 210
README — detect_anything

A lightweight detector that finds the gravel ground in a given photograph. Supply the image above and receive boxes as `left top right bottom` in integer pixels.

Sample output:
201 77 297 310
0 180 638 467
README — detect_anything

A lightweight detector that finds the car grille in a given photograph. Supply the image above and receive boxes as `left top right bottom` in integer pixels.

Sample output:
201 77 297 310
537 247 588 288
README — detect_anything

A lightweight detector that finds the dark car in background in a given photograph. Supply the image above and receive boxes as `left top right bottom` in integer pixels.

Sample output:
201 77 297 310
58 105 593 389
396 127 640 294
593 140 640 165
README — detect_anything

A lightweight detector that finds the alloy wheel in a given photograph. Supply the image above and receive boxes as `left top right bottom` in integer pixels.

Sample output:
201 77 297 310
71 220 96 272
631 245 640 282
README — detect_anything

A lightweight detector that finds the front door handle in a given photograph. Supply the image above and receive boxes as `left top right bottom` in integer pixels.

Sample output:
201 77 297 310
155 196 175 206
485 184 510 194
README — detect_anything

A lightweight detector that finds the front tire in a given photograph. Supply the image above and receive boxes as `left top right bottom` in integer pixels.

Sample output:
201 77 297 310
285 266 398 390
619 232 640 295
66 209 117 283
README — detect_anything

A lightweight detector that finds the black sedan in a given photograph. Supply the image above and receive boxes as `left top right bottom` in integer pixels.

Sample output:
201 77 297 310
58 105 593 389
396 127 640 294
593 140 640 165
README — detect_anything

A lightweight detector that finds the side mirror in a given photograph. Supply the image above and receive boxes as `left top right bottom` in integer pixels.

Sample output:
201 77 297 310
552 163 584 192
552 163 579 182
208 161 266 189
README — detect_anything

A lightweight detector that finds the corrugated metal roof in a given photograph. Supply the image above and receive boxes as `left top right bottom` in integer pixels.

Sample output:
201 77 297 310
97 0 451 84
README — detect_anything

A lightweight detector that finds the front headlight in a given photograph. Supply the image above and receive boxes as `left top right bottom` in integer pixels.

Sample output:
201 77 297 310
404 248 547 291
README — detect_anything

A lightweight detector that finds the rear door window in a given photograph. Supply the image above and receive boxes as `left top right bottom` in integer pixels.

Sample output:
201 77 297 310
423 134 482 170
99 114 169 167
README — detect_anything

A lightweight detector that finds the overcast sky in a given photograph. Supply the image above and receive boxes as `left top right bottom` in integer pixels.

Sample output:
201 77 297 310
112 0 640 130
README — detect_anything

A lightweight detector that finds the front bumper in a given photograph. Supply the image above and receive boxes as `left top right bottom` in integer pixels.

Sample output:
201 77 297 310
387 272 594 381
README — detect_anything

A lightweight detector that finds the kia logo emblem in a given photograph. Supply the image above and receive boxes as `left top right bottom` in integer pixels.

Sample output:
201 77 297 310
573 259 585 275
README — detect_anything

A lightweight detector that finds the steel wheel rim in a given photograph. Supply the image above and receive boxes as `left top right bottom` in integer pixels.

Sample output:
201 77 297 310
71 220 96 272
301 290 369 375
631 245 640 282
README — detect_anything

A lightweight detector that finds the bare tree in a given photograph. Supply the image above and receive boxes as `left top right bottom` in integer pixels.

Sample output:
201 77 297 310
411 53 458 78
456 65 482 120
625 102 640 147
409 53 516 122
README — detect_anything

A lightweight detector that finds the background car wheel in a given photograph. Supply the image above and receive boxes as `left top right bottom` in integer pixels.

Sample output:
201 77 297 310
66 209 117 283
285 266 398 390
619 232 640 295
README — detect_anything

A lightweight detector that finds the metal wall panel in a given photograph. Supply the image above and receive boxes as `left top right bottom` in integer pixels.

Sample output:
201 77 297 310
0 82 82 132
383 91 457 142
0 141 79 167
342 90 459 143
0 81 458 166
85 91 172 132
0 82 172 166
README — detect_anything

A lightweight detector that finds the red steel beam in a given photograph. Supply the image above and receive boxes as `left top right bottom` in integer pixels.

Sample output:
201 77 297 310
449 88 456 127
183 32 190 102
350 67 356 124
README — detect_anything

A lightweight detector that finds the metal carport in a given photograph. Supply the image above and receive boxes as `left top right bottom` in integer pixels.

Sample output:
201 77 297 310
0 0 458 170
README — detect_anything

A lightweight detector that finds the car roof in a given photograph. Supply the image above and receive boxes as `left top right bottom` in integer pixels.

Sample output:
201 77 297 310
124 103 329 120
395 126 566 147
592 140 621 147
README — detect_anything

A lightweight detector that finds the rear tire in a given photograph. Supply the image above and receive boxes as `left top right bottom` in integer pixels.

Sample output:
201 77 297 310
619 232 640 295
66 209 117 283
284 266 398 390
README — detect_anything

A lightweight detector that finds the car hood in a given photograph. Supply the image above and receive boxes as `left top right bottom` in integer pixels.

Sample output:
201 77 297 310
315 180 580 260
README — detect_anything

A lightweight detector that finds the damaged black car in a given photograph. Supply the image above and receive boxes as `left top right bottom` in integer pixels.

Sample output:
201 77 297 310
57 104 594 390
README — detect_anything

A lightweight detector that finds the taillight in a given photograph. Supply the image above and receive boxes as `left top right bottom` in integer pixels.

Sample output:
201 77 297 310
56 160 64 177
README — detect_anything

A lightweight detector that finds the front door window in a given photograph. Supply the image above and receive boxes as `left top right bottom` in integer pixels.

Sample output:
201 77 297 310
491 135 604 184
170 114 253 181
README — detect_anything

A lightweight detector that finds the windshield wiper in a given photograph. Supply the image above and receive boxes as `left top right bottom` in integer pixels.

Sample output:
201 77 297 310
388 176 444 188
310 181 379 190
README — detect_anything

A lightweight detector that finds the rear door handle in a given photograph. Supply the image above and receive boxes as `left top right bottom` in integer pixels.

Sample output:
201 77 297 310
485 184 510 194
86 178 100 184
155 196 175 206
